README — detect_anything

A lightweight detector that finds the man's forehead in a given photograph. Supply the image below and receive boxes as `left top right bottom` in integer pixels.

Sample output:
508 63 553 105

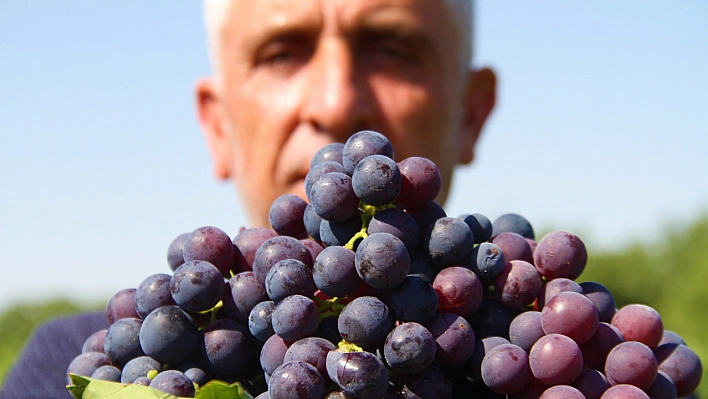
217 0 467 35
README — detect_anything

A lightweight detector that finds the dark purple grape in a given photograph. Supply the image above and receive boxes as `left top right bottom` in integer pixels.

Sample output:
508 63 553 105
403 201 447 240
312 318 342 349
425 313 475 369
120 356 162 383
133 376 153 386
355 233 410 290
611 303 664 349
269 361 325 399
470 242 506 282
135 273 176 319
272 294 320 342
466 336 510 384
182 226 235 277
232 227 278 271
580 322 625 371
90 365 121 382
541 291 599 345
468 298 521 339
313 246 360 297
184 367 209 387
283 337 335 382
105 288 139 325
408 250 438 283
537 277 584 309
529 333 584 386
167 232 189 271
249 300 276 342
388 276 438 324
508 311 544 353
66 352 111 383
221 271 268 323
139 305 199 365
368 207 420 252
424 217 474 268
490 232 533 263
342 130 394 175
538 385 584 399
81 329 107 354
149 370 195 397
319 213 363 248
396 156 442 209
269 194 308 239
579 281 616 323
601 384 650 399
200 318 255 377
338 296 395 350
659 330 687 346
481 343 532 395
252 235 313 286
326 350 389 399
383 322 436 374
311 143 345 168
305 161 348 201
571 368 610 399
261 334 291 376
654 343 703 397
301 238 324 260
461 213 493 244
433 266 483 317
265 259 317 303
644 370 678 399
352 154 402 206
494 260 542 310
604 341 658 390
170 260 225 312
492 213 535 240
533 230 587 281
104 317 144 367
310 172 360 222
400 365 452 399
304 204 325 242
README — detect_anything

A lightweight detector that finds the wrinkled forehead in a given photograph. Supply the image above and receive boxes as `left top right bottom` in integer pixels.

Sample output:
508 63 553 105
204 0 472 63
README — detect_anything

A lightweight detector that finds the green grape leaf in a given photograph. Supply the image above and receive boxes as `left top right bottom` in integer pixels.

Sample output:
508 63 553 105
67 374 255 399
195 380 254 399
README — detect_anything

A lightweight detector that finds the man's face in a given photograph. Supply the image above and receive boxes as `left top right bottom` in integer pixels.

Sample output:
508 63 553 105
199 0 494 228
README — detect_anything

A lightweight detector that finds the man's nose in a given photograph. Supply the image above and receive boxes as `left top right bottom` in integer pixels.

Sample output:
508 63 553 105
300 38 375 142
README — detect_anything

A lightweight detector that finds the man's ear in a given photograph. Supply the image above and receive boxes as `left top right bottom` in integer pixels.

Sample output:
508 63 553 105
458 67 496 165
196 78 232 180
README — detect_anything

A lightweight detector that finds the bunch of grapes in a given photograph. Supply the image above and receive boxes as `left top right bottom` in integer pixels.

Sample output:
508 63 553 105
68 130 702 399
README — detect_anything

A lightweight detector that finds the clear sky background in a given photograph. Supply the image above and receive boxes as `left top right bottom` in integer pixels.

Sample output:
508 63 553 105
1 2 707 311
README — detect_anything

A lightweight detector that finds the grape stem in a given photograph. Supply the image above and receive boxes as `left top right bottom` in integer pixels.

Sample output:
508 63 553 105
313 296 347 321
343 202 395 250
336 340 364 353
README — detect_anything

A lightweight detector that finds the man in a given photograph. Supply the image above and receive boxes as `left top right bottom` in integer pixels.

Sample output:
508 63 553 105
0 1 494 397
196 0 495 228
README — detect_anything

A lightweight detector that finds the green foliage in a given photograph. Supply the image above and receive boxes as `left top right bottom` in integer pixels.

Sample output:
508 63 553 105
0 299 103 386
67 374 254 399
579 214 708 397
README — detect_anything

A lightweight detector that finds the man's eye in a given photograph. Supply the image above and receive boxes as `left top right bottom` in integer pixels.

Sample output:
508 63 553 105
363 38 418 64
256 41 311 69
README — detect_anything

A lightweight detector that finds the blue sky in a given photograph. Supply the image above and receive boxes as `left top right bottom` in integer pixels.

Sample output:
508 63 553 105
1 2 707 310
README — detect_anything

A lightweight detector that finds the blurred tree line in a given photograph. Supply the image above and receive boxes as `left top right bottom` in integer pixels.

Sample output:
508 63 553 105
0 216 705 396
